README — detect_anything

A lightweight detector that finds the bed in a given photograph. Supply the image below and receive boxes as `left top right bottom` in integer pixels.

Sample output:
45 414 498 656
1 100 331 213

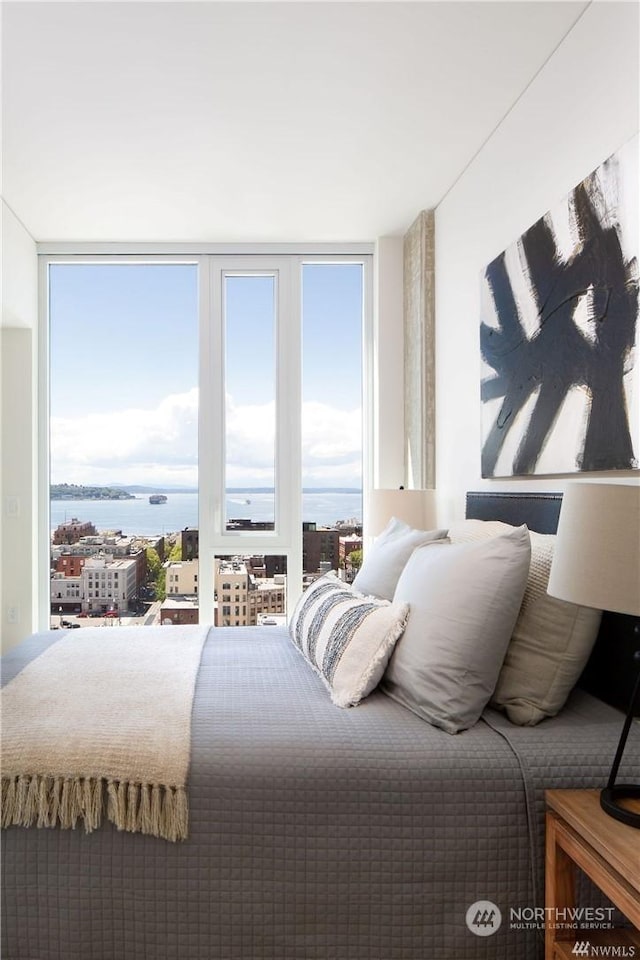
2 492 639 960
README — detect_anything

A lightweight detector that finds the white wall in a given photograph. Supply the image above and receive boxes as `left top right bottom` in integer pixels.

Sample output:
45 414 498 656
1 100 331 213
1 201 38 651
434 1 639 525
2 201 38 330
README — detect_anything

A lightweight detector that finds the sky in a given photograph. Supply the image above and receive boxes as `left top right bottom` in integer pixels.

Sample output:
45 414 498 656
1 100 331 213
49 261 363 489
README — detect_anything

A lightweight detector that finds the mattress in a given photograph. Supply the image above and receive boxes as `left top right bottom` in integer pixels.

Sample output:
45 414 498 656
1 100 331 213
2 625 638 960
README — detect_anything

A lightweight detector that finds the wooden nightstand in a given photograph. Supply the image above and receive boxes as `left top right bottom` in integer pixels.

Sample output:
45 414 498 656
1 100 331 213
545 790 640 960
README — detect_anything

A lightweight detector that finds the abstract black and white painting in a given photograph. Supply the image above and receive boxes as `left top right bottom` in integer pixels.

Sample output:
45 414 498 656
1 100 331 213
480 137 639 477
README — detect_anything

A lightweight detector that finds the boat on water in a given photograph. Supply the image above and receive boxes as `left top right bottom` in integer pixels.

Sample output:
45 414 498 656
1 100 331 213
149 494 168 504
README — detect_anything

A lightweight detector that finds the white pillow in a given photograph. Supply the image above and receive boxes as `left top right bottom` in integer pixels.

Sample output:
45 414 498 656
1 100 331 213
381 526 531 733
448 519 602 725
288 572 409 708
352 517 448 600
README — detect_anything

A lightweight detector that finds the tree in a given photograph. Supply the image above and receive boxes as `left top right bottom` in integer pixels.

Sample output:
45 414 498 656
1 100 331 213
154 568 167 602
347 549 362 572
168 542 182 562
146 547 161 578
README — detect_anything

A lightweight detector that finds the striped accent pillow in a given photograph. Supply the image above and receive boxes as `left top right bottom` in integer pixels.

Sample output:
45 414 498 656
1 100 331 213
289 573 409 708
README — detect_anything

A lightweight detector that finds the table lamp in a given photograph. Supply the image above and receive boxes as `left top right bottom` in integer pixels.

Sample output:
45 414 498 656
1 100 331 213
367 487 437 538
547 481 640 829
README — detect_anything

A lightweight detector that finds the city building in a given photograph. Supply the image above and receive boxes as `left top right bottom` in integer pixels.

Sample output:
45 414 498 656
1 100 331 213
249 574 286 622
181 527 199 561
83 556 138 614
53 518 97 545
50 572 82 612
54 554 88 578
226 518 274 531
166 559 199 595
165 556 286 626
339 533 363 564
52 534 148 593
245 555 267 578
335 518 363 537
159 596 199 626
217 559 250 627
264 555 287 578
302 523 340 576
50 554 139 615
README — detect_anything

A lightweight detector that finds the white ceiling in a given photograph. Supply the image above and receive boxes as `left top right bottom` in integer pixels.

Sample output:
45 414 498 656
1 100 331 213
2 1 588 243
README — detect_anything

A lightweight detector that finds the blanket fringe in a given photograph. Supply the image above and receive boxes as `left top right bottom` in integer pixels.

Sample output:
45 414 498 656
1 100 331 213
1 775 188 841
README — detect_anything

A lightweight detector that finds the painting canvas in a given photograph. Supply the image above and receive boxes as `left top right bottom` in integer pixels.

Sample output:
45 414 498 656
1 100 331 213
480 137 639 478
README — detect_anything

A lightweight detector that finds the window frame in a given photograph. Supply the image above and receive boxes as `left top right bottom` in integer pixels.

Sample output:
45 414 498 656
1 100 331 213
38 247 373 629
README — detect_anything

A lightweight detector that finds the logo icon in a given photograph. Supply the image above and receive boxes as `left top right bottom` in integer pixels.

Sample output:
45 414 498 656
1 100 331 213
572 943 590 957
465 900 502 937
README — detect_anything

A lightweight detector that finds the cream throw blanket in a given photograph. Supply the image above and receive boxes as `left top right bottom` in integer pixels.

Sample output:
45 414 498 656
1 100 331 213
1 625 208 842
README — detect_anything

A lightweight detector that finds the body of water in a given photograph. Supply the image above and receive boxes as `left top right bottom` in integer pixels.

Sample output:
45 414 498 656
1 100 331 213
50 490 362 537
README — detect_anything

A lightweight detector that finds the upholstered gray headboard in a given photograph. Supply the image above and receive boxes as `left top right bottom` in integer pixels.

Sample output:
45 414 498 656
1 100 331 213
466 491 638 715
466 490 562 534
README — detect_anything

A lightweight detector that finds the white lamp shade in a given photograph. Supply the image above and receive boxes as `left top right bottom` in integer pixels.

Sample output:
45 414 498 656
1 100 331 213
547 481 640 616
367 488 437 538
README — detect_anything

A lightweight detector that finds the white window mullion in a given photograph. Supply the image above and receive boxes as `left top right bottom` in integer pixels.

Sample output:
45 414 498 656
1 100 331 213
198 256 216 625
208 256 228 542
37 256 51 631
278 260 302 612
361 255 374 534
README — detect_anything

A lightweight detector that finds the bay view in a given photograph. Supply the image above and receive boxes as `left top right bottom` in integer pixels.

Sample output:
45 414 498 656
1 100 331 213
50 489 362 537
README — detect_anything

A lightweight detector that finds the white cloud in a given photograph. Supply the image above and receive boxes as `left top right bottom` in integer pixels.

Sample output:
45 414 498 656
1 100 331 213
51 388 361 488
225 395 275 481
51 388 199 486
301 402 362 486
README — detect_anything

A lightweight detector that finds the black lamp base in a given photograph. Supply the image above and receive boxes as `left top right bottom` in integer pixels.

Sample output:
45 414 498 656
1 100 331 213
599 644 640 829
600 784 640 829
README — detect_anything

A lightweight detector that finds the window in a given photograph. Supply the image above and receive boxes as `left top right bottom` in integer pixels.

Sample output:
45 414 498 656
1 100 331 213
43 252 370 629
47 260 198 627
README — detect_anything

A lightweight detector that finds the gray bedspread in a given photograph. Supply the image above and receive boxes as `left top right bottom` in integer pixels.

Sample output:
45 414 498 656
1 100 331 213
2 625 639 960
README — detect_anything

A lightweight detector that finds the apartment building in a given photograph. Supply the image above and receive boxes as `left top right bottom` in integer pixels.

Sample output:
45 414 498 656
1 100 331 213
84 556 138 614
166 559 199 595
217 559 250 627
50 554 139 614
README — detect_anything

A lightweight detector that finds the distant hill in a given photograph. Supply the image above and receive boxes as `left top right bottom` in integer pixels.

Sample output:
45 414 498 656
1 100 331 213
51 484 136 501
110 484 197 494
96 485 360 494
